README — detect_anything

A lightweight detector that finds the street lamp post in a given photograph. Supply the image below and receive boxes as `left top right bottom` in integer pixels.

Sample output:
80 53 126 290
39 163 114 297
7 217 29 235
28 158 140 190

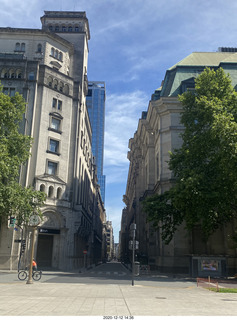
26 214 41 284
26 226 36 284
130 223 136 286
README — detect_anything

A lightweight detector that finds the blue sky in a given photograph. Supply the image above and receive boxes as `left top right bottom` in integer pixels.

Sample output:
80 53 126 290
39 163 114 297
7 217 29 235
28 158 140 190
2 0 237 242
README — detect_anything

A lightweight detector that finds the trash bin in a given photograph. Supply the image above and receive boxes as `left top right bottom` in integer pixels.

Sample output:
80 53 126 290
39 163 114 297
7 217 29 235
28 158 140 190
133 261 140 276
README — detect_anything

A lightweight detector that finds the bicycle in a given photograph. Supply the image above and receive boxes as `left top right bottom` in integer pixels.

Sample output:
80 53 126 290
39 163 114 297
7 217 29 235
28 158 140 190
18 269 42 281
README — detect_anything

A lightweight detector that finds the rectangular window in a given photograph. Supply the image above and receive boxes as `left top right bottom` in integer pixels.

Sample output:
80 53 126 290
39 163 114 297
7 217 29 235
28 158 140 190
49 139 59 153
3 88 16 96
52 98 57 108
47 161 58 175
51 117 61 131
10 88 15 97
57 100 62 110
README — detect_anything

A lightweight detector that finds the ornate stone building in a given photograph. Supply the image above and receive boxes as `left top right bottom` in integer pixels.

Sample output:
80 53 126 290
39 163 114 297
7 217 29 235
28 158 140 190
121 49 237 276
0 11 106 271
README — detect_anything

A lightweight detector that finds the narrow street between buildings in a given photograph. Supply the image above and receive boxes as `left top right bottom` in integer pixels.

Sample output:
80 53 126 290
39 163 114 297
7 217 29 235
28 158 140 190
0 262 237 316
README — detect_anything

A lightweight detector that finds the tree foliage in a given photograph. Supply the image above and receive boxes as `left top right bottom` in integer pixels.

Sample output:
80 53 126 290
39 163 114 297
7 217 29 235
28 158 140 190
0 86 45 225
142 68 237 243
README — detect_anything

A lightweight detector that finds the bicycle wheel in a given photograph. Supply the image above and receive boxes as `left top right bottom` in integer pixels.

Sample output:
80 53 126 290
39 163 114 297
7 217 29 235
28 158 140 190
33 271 42 281
18 271 27 281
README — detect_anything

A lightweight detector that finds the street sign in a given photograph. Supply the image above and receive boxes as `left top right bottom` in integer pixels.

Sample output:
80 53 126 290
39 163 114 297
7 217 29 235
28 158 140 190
129 240 139 250
129 229 135 238
130 223 136 230
83 250 87 254
9 217 16 227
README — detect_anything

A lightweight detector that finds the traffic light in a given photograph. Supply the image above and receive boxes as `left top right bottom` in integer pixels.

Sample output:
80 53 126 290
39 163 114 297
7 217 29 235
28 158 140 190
9 217 16 227
21 240 26 254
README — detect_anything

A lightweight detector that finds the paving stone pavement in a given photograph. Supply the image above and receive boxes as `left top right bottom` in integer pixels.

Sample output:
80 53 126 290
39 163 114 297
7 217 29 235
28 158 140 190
0 279 237 316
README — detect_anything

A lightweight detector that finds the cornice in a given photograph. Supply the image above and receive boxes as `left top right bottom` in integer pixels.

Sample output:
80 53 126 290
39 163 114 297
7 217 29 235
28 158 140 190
0 27 74 51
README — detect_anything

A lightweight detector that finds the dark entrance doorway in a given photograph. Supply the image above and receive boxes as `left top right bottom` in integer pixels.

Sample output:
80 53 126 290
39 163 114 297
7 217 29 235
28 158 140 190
36 234 53 268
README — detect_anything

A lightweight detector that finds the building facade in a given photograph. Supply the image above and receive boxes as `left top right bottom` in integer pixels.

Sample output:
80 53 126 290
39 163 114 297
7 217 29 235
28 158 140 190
86 81 106 203
121 49 237 276
0 11 106 271
105 221 114 261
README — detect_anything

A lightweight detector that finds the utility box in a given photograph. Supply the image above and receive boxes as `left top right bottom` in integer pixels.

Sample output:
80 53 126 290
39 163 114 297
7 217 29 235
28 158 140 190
133 261 140 276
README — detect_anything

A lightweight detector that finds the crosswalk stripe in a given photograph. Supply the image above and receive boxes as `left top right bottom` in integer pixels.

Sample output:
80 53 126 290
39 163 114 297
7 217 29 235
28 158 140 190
89 271 127 276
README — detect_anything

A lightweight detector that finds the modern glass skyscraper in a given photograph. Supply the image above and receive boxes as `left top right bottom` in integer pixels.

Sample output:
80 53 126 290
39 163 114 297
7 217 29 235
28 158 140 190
86 81 106 203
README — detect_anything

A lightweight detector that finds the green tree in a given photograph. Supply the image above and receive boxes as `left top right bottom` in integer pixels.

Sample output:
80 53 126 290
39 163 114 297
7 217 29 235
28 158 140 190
143 67 237 243
0 87 45 225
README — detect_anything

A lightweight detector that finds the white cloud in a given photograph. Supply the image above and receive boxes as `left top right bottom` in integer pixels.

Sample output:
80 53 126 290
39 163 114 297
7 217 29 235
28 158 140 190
104 90 149 169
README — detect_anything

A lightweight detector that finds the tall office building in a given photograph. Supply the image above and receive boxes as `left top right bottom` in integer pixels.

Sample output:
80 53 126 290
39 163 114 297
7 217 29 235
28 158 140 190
86 82 106 203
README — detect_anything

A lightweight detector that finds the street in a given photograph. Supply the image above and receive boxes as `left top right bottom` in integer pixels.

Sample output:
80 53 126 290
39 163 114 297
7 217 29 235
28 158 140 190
0 262 237 316
0 261 196 288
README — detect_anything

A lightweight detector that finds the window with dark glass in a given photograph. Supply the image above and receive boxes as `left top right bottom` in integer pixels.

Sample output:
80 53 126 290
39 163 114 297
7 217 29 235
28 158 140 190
15 43 20 51
87 89 92 97
21 43 25 52
28 72 34 80
47 161 57 175
51 117 61 131
37 44 42 53
49 139 59 153
10 88 15 97
57 100 62 110
52 98 57 108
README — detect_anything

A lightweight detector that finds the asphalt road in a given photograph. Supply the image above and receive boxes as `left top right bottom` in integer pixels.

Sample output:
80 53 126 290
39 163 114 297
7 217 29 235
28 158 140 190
0 261 197 288
1 262 237 316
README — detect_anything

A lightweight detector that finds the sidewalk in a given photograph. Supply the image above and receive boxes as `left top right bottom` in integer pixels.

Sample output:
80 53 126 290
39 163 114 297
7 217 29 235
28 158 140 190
0 274 237 316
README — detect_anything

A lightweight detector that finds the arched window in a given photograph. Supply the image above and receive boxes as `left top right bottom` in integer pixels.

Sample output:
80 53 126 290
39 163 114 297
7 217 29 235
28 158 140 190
75 26 79 32
59 82 63 92
1 68 8 78
51 47 54 56
57 187 62 199
9 69 15 79
55 26 59 32
62 26 66 32
21 43 25 52
48 186 54 198
68 26 73 32
16 69 22 79
48 76 53 87
49 26 53 31
15 43 20 51
37 43 42 53
40 184 46 193
59 52 63 61
63 84 69 95
54 50 58 59
53 79 58 90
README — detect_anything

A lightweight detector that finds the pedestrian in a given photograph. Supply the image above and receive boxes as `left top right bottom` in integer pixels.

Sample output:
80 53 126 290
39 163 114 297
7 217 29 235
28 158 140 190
32 259 37 271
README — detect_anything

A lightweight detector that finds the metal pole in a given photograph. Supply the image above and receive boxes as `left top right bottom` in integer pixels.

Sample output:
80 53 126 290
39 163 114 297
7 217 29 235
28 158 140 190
26 227 36 284
84 253 86 270
132 229 135 286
